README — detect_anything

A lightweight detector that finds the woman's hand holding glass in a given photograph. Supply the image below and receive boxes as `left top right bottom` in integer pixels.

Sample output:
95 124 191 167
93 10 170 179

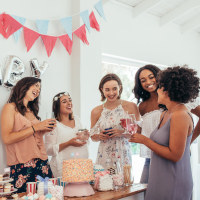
68 137 86 147
33 119 57 132
107 128 124 138
95 128 110 141
129 133 147 144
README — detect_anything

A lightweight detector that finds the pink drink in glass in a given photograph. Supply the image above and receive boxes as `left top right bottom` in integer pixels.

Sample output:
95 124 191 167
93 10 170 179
127 123 138 134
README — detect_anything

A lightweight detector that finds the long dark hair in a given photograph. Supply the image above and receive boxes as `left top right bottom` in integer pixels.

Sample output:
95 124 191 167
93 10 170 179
8 77 41 120
133 65 161 103
99 73 123 101
52 92 74 121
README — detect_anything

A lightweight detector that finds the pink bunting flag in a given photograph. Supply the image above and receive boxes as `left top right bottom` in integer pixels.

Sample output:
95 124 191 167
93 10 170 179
0 14 5 37
23 27 40 52
73 24 89 45
89 11 100 31
2 14 23 39
41 35 57 57
59 34 73 55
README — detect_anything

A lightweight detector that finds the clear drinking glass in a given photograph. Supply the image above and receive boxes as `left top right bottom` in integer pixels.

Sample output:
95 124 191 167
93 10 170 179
76 129 89 142
123 165 134 186
46 112 55 135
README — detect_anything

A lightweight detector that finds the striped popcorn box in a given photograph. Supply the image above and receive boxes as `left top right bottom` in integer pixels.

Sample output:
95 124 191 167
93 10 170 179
49 178 57 185
26 182 37 194
60 181 67 188
57 177 62 186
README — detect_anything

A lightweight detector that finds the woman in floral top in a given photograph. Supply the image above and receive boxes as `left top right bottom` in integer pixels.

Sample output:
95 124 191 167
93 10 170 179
90 73 140 169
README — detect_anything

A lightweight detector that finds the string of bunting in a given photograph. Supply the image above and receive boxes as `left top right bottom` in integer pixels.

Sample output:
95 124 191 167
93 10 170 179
0 0 105 57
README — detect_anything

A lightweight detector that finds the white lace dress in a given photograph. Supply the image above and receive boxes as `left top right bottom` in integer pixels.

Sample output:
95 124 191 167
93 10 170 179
90 104 132 168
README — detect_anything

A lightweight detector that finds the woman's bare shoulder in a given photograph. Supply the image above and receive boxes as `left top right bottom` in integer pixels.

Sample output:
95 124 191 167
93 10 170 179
3 102 16 111
122 100 137 109
91 105 103 116
91 105 103 127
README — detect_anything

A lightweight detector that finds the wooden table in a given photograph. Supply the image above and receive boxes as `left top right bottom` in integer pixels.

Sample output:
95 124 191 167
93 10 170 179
18 184 147 200
64 184 147 200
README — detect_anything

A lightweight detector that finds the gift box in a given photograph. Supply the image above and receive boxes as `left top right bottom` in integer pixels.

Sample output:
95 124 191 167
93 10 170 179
94 171 114 191
36 176 53 196
49 185 63 200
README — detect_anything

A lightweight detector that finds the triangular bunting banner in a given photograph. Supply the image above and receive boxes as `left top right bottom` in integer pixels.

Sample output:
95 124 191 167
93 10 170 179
0 0 105 56
95 0 106 20
3 14 22 39
41 35 57 57
0 14 5 37
80 10 90 32
23 27 40 51
11 15 26 42
36 20 49 35
74 24 89 45
60 17 72 40
89 11 100 31
59 34 73 55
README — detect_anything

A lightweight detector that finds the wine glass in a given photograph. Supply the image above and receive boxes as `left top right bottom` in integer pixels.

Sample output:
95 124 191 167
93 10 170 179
126 114 137 134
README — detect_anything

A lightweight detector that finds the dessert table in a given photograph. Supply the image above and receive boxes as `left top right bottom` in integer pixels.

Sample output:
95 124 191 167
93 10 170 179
64 184 147 200
18 183 147 200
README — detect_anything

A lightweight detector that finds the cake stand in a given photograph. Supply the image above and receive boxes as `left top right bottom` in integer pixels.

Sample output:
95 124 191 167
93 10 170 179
63 182 95 197
0 178 17 197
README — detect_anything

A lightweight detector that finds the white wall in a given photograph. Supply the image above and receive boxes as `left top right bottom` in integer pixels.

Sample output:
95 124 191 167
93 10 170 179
0 0 73 172
102 2 200 71
1 2 200 198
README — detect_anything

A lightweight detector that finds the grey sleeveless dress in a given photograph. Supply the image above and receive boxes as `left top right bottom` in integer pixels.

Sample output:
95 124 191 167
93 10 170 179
145 118 193 200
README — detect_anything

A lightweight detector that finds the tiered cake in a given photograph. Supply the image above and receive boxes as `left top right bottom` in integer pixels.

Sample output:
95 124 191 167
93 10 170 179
62 159 94 183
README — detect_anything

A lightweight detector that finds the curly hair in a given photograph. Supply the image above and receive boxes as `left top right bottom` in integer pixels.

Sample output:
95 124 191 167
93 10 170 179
133 65 161 103
52 92 74 121
157 66 200 103
99 73 123 101
8 77 41 120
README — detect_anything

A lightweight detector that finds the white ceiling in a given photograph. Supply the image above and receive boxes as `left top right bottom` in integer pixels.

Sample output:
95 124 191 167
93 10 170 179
113 0 200 34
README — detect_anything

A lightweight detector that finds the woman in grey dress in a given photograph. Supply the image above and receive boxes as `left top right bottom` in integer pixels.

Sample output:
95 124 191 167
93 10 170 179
130 66 200 200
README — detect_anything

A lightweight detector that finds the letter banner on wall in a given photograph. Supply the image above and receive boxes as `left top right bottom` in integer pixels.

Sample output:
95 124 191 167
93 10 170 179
0 0 104 57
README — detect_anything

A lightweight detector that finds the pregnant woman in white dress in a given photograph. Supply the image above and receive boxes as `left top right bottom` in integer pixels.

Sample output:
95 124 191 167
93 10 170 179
45 92 89 177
